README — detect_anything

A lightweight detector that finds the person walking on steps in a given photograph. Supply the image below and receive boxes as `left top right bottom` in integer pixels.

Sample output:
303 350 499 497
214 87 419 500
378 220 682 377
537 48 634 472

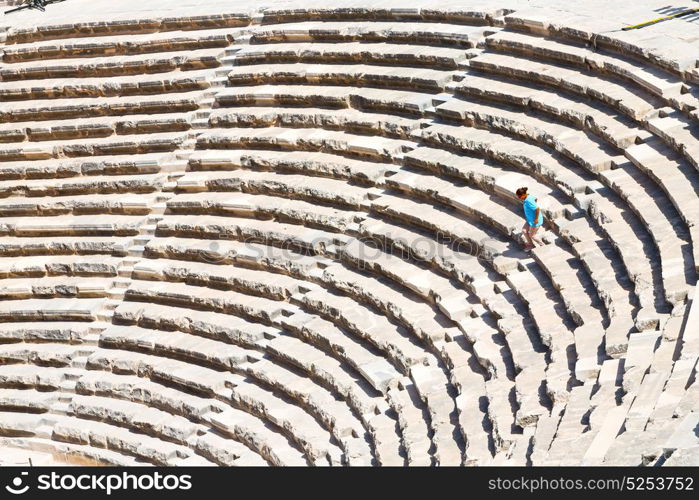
516 187 544 251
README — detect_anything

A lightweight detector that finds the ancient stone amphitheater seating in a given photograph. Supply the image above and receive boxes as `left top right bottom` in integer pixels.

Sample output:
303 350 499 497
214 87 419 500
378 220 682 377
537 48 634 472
0 0 697 466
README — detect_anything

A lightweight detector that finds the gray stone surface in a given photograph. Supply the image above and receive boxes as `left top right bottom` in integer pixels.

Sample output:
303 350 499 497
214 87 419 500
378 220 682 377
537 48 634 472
0 0 697 467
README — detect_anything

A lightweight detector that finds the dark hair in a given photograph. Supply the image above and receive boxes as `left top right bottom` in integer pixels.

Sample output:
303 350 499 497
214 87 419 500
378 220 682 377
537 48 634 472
515 187 528 197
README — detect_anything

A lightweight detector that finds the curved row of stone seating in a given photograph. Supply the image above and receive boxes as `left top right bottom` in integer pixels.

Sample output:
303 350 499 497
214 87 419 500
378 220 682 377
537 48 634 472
0 235 134 257
3 17 491 48
0 322 94 345
232 42 470 69
208 107 420 140
484 22 699 124
468 51 660 122
214 84 439 116
0 69 214 101
3 12 253 44
227 63 456 93
0 276 117 299
0 133 188 161
242 20 490 48
0 436 144 466
0 114 192 143
0 94 202 124
179 49 696 460
0 404 212 465
216 14 696 243
2 28 239 62
0 49 223 82
0 131 660 466
0 153 179 180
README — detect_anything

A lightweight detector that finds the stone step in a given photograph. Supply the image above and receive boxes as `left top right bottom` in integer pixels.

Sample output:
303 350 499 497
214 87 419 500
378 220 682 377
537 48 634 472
206 408 308 466
4 14 251 45
625 138 699 234
0 132 188 161
0 387 60 413
214 84 435 115
209 106 419 140
0 92 203 125
174 170 370 209
197 126 414 162
0 113 192 143
0 153 170 180
0 276 112 300
0 68 214 101
231 41 468 69
485 29 683 99
50 413 194 465
469 52 658 121
0 253 122 277
421 122 590 197
645 111 699 173
404 146 571 219
2 27 237 62
227 62 456 92
599 164 693 305
386 384 433 466
456 72 646 149
189 148 392 185
0 48 224 82
246 20 488 47
435 97 623 174
229 381 344 465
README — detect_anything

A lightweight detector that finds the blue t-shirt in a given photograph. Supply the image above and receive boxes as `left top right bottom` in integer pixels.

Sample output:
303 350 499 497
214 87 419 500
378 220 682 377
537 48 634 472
523 195 543 227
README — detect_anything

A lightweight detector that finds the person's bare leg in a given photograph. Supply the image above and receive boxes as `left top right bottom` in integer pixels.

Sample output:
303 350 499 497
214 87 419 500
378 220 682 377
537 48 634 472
529 225 544 246
522 223 534 248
